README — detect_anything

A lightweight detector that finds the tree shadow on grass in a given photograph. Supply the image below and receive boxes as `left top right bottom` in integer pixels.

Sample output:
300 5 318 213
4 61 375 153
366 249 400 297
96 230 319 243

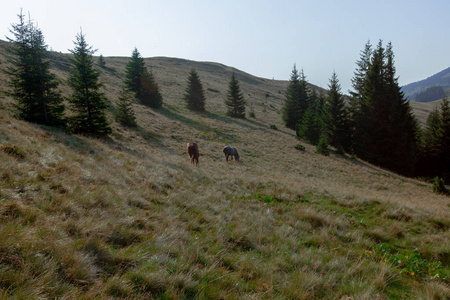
202 110 284 135
339 152 429 187
39 123 169 163
157 105 207 131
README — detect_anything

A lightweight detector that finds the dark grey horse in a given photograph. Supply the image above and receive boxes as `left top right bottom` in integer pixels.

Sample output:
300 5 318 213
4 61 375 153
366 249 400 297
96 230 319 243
223 146 239 162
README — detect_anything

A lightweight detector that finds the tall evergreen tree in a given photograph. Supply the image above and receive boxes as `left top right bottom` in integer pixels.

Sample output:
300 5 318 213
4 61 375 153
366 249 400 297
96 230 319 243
183 69 206 111
283 65 302 130
438 97 450 177
418 107 441 176
350 41 372 100
383 42 419 174
348 41 372 150
298 69 311 119
352 41 419 175
354 41 387 163
6 11 65 126
67 31 111 136
115 88 137 128
282 65 309 130
323 72 351 151
140 68 163 108
298 89 324 145
225 73 246 118
125 48 145 98
298 107 322 145
124 48 162 108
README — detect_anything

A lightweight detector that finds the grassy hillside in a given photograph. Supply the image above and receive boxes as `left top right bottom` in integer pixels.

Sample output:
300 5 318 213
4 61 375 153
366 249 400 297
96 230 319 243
0 40 449 299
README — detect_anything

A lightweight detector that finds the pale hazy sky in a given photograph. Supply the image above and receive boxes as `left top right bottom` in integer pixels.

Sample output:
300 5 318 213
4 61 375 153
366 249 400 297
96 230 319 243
1 0 449 92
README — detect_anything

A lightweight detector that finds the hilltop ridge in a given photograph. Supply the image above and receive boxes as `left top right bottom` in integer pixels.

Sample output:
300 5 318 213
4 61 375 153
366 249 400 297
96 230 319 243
402 66 450 100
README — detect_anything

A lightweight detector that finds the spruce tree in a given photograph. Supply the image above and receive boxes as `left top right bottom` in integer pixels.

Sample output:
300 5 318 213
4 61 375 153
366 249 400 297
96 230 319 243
115 88 137 127
354 41 387 163
438 97 450 177
67 31 111 136
352 41 419 175
124 48 162 108
140 68 163 108
350 41 372 100
282 65 309 130
183 69 206 111
98 54 106 68
298 107 321 145
323 72 351 151
125 48 145 98
383 42 419 174
6 11 65 126
283 65 302 129
419 107 441 176
348 41 372 150
225 73 246 118
298 69 311 120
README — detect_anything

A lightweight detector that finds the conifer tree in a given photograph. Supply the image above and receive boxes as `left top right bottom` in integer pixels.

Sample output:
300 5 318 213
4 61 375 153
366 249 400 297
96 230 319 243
124 48 162 108
383 42 419 174
297 89 324 145
6 11 65 126
98 54 106 68
350 41 372 101
323 72 351 151
225 73 246 118
419 107 441 176
298 69 311 119
140 68 163 108
282 65 309 130
298 107 321 145
438 97 450 176
115 88 137 127
351 41 419 175
348 41 372 149
183 69 206 111
283 65 302 129
67 31 111 135
125 48 145 98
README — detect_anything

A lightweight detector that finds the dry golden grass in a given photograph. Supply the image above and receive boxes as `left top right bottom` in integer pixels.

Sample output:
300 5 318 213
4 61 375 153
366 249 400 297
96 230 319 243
0 39 449 298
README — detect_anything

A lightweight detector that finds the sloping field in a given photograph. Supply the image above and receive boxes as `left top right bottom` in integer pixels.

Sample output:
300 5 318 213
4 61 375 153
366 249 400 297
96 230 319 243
0 41 449 298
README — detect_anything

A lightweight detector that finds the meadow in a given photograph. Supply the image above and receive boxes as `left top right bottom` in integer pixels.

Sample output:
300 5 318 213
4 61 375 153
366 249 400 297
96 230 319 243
0 40 449 298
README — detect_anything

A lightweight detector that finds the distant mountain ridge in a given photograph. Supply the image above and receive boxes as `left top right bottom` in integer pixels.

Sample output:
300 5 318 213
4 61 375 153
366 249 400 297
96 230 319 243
402 66 450 101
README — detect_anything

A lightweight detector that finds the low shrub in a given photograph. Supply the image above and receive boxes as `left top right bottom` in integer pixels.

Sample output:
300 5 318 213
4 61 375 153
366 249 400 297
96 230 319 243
294 144 305 151
432 177 449 195
269 124 278 130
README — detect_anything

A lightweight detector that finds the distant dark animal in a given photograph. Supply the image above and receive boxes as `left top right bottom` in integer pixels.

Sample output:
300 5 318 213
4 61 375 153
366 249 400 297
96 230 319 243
223 146 239 162
187 143 199 165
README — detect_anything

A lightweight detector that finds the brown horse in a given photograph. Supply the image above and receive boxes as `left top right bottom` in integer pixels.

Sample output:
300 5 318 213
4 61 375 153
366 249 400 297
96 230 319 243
223 146 239 162
187 143 199 165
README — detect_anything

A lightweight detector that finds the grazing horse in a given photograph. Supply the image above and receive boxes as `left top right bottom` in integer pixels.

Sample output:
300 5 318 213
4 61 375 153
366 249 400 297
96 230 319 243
187 143 199 165
223 146 239 162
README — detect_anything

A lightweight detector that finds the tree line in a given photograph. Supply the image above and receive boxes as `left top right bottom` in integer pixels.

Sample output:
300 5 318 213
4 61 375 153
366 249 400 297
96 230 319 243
4 12 247 136
283 40 450 182
6 12 450 182
413 86 445 103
